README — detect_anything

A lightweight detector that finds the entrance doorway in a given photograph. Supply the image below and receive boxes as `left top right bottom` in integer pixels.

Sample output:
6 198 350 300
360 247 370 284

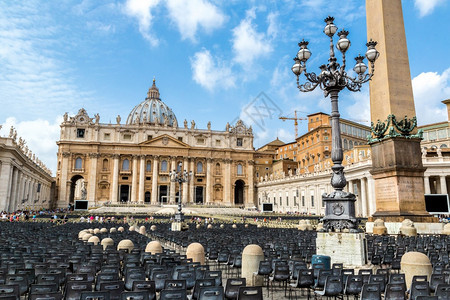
144 191 151 203
195 186 204 204
159 185 168 203
120 185 129 202
234 180 245 205
69 175 84 204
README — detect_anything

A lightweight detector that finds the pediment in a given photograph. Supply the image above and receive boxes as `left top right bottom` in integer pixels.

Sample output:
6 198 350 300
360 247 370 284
139 134 190 148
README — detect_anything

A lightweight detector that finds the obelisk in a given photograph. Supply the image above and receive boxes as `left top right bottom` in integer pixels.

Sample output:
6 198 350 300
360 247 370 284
366 0 430 221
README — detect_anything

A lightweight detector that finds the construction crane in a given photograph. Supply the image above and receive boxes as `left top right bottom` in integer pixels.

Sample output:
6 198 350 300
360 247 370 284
279 111 307 139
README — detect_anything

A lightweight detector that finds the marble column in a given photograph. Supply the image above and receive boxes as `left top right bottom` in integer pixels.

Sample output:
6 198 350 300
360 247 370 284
6 167 17 212
151 156 159 204
183 157 189 204
131 155 138 203
361 177 368 217
13 172 23 211
189 158 195 203
110 155 119 203
170 157 176 203
88 153 99 202
206 158 212 204
224 159 231 205
367 176 376 216
440 176 448 195
59 152 70 206
424 175 431 195
138 155 145 203
247 161 254 207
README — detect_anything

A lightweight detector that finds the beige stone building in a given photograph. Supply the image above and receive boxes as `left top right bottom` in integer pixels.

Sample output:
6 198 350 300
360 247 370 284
55 81 256 208
0 128 54 212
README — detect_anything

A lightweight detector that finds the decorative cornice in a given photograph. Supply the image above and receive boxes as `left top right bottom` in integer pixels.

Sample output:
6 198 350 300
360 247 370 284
88 153 101 158
62 152 71 158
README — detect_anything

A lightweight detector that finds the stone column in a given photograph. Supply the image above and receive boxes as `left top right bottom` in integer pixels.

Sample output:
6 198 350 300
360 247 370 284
206 158 212 204
170 157 176 203
247 161 254 207
366 0 428 219
189 158 195 203
59 152 70 207
151 156 159 204
6 167 18 212
424 175 431 195
138 155 145 203
110 154 119 203
88 153 99 202
224 159 232 205
13 172 23 211
440 176 447 195
361 177 368 217
131 155 138 203
182 157 188 204
367 177 376 216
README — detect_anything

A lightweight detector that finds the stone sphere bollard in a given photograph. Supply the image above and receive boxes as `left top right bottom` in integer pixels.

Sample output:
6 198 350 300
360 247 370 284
101 238 114 250
129 226 135 232
145 241 163 254
150 225 157 231
232 224 237 229
242 244 264 286
82 233 93 241
78 230 88 240
118 227 124 232
400 219 417 236
442 223 450 235
220 224 224 228
117 239 134 252
87 236 100 245
110 227 117 233
257 224 262 228
373 219 388 235
401 252 432 289
297 220 307 231
100 228 108 233
139 226 146 235
89 229 94 234
207 224 213 229
93 228 100 234
186 243 205 265
196 224 201 229
244 224 249 228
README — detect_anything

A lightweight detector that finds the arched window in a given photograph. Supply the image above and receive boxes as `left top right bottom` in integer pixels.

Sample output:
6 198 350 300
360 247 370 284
75 157 82 169
161 160 168 172
441 144 448 148
122 159 130 171
146 160 152 172
237 164 243 175
349 140 354 149
343 139 348 150
102 159 108 170
197 162 203 173
177 162 182 172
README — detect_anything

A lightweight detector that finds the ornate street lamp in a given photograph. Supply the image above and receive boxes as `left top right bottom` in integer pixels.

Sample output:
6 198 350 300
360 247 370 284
169 163 192 225
292 16 379 232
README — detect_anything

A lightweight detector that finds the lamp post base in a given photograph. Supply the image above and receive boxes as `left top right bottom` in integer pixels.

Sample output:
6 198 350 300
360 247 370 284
321 191 359 232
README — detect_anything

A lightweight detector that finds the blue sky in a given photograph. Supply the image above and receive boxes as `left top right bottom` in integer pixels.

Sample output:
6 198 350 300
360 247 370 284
1 0 449 175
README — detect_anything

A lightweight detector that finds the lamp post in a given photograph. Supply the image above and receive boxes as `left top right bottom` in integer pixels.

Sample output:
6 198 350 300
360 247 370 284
292 16 379 232
169 163 192 224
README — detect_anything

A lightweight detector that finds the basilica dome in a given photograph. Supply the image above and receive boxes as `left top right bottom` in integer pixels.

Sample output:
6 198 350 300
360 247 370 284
126 79 178 127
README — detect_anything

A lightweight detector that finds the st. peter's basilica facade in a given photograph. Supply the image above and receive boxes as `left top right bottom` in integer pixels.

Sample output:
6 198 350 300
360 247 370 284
55 80 255 208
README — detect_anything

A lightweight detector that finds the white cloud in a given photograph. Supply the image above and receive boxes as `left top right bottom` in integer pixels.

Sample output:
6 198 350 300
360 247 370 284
166 0 226 42
412 68 450 125
1 116 63 175
232 9 273 68
123 0 160 46
414 0 445 17
190 49 235 91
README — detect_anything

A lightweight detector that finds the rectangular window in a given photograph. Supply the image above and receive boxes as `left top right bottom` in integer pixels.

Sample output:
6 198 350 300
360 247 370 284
104 133 110 140
122 176 128 180
146 177 151 180
438 129 447 139
293 196 297 206
197 138 205 144
37 183 41 193
302 195 305 207
311 195 315 207
429 131 437 141
286 197 289 206
147 135 153 140
123 134 131 140
178 137 183 142
77 128 85 138
237 138 243 147
216 139 221 146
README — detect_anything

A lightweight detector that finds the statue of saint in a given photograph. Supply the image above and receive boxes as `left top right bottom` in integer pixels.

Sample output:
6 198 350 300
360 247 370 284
116 115 121 124
207 121 211 130
63 112 68 122
94 113 100 124
81 182 87 200
184 119 188 129
191 120 195 130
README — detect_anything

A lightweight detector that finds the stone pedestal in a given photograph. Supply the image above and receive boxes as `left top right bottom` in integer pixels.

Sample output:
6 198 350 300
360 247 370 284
366 222 443 234
171 221 188 231
186 243 205 265
401 252 432 289
241 245 264 286
316 232 367 266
